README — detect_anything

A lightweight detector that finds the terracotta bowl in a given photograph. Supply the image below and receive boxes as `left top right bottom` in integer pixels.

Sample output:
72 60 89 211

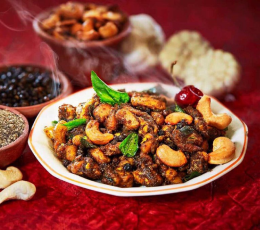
0 64 73 118
0 105 29 168
33 4 131 88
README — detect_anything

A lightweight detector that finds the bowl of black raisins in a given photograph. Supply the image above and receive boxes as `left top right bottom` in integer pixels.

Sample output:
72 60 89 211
0 64 73 118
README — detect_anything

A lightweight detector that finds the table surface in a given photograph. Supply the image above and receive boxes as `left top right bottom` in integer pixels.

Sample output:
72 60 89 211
0 0 260 229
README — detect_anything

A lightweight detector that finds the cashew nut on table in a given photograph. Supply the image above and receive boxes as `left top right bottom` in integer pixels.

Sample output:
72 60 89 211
0 181 36 205
0 167 23 189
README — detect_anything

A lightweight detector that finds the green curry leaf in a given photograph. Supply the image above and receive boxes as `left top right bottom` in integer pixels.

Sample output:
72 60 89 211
91 71 130 105
63 118 87 131
119 133 139 157
175 103 185 113
80 136 97 149
184 171 202 182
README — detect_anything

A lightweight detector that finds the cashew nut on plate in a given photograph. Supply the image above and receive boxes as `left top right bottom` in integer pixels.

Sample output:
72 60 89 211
0 181 36 205
165 112 193 125
196 95 232 130
156 145 187 167
120 14 165 72
208 137 235 164
85 120 114 145
0 167 23 189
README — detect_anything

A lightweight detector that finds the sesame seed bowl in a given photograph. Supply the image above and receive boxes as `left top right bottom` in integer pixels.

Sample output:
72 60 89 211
0 105 29 168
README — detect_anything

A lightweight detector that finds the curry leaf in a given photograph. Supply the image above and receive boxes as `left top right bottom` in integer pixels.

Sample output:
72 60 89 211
184 171 202 182
91 71 130 105
175 103 185 113
63 118 87 131
80 136 97 149
52 120 58 127
179 126 195 136
119 133 139 157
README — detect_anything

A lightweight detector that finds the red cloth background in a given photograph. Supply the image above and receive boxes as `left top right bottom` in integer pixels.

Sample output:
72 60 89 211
0 0 260 229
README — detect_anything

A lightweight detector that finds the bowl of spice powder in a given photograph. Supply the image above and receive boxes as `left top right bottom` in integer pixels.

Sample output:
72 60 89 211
0 105 29 168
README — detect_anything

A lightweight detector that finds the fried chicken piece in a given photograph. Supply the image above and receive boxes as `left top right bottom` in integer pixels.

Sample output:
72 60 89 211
58 104 76 121
151 112 165 126
100 142 121 156
89 148 111 164
104 107 118 131
140 133 159 155
133 167 163 187
101 165 121 186
76 96 99 119
188 152 208 174
184 105 202 118
131 92 166 110
207 126 226 141
83 157 102 180
53 121 67 151
194 117 209 138
172 129 203 153
114 157 134 188
93 103 112 123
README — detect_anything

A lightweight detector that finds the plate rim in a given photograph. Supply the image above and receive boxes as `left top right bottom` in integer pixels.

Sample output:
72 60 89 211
28 83 248 196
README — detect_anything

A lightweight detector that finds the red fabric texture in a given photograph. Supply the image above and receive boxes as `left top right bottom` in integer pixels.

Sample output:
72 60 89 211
0 0 260 229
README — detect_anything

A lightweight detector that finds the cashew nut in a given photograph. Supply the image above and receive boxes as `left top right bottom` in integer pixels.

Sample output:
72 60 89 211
165 112 193 125
76 29 100 41
115 108 140 130
85 120 114 145
208 137 235 164
82 18 94 32
196 95 232 130
156 145 187 167
0 167 23 189
98 22 118 39
0 181 36 205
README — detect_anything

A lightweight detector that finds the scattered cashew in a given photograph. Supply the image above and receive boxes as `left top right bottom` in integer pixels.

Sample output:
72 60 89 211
0 167 23 189
196 95 232 130
98 22 118 39
165 112 193 125
115 108 140 130
0 181 36 205
156 145 187 167
208 137 235 164
85 120 114 145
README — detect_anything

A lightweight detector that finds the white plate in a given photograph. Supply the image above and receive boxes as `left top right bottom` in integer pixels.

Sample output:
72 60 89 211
28 83 248 197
